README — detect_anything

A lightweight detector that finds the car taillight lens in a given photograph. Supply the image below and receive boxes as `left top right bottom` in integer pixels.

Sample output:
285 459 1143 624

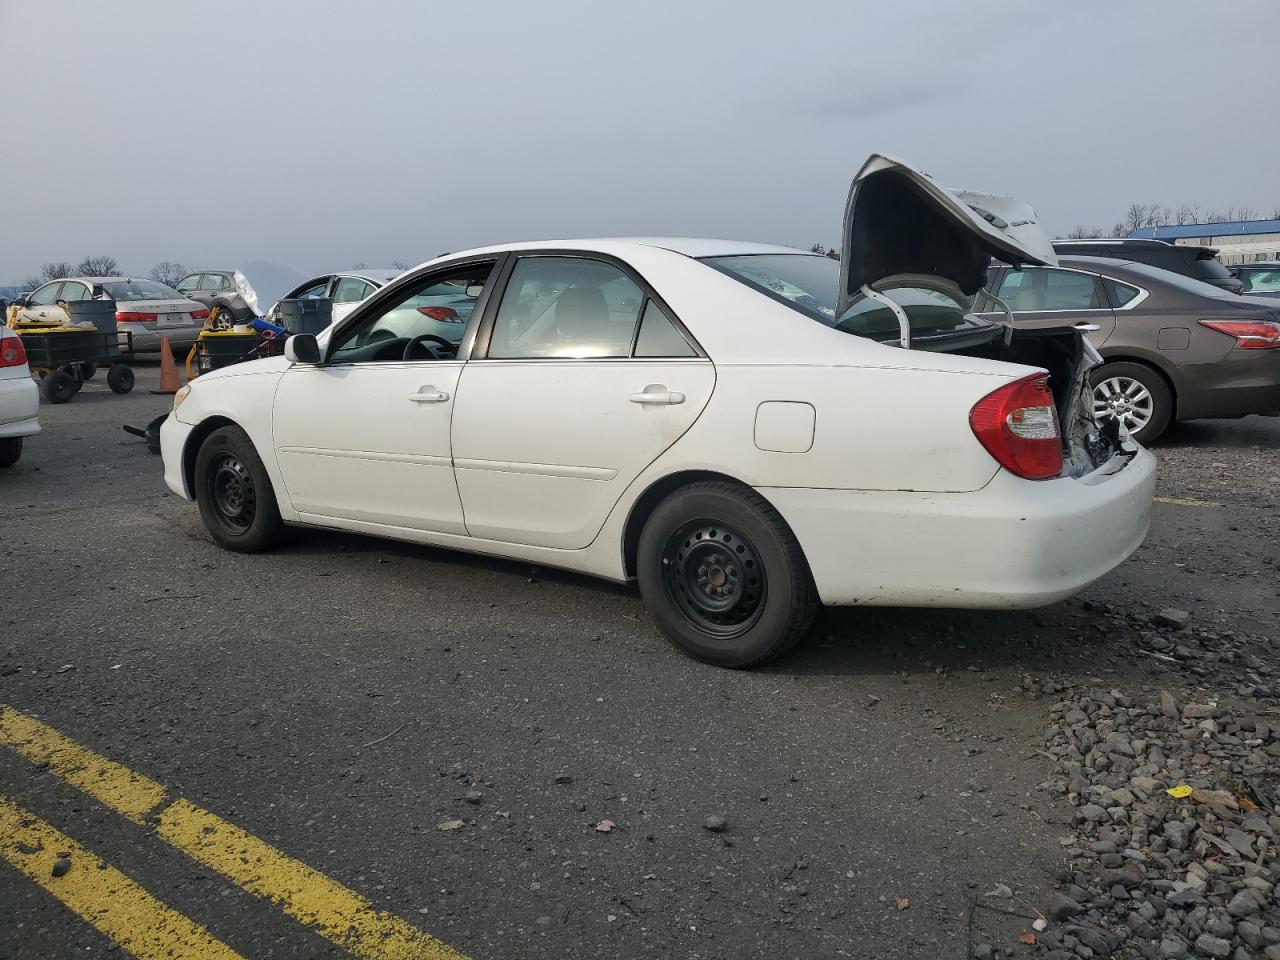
1198 319 1280 349
116 311 159 323
418 306 461 322
969 372 1063 481
0 337 26 368
191 308 210 320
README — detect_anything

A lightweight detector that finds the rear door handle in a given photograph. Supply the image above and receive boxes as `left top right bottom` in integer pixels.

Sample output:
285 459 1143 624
409 389 450 403
629 386 685 405
1072 322 1101 332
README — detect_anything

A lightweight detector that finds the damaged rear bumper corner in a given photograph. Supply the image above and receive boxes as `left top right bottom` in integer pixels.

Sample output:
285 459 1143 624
761 445 1157 609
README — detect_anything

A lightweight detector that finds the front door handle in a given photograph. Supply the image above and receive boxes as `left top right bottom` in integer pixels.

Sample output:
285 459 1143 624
409 388 450 403
1072 322 1101 332
629 385 685 405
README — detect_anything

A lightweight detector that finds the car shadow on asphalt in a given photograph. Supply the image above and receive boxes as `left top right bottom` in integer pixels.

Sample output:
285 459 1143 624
1155 416 1280 449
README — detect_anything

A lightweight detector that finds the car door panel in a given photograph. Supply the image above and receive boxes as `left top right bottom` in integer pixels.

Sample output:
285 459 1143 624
451 359 714 549
991 267 1116 347
272 361 466 534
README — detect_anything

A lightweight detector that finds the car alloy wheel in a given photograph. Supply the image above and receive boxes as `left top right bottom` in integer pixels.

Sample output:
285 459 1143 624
1092 375 1154 434
207 452 257 533
660 519 767 639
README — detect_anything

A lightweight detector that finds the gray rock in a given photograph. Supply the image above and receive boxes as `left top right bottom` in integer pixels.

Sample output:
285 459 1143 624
50 857 70 878
1193 934 1230 958
1238 922 1264 949
702 814 728 833
1165 821 1194 849
1048 893 1086 921
1080 803 1109 823
1160 690 1181 719
553 774 573 784
1157 608 1192 629
462 789 483 804
1226 888 1261 918
1161 936 1189 958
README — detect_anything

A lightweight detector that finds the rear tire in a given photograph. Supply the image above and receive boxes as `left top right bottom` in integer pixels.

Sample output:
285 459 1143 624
79 362 97 380
636 481 818 668
194 425 285 552
42 370 76 404
1089 361 1172 445
0 437 21 468
107 364 135 394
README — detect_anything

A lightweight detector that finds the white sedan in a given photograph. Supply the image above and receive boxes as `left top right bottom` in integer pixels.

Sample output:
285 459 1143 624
161 155 1156 668
0 326 40 466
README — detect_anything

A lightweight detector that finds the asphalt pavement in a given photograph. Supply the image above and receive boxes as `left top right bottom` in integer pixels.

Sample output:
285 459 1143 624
1 363 1276 959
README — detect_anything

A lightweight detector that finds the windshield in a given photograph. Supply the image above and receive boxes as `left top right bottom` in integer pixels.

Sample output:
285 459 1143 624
702 254 992 342
1192 256 1233 280
100 279 183 302
1115 261 1244 299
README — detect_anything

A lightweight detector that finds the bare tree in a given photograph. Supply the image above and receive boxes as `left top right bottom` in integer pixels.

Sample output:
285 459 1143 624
76 255 118 276
1066 225 1105 239
391 261 411 271
1124 203 1151 234
22 261 73 289
149 261 190 287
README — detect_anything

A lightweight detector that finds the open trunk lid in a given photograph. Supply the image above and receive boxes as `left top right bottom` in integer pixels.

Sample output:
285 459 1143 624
835 153 1126 475
837 153 1056 319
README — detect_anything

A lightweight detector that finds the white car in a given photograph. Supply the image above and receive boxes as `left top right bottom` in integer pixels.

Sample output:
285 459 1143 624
268 269 404 326
10 277 206 352
161 155 1156 668
0 326 40 467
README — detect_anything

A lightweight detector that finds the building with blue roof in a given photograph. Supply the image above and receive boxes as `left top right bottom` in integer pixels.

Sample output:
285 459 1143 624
1129 219 1280 265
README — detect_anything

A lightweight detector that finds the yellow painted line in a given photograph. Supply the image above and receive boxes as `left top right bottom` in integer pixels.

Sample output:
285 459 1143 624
0 705 468 960
157 799 464 960
0 794 245 960
0 706 166 824
1153 496 1220 507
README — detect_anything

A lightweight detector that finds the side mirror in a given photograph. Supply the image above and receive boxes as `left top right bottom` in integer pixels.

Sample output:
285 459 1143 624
11 294 29 308
466 283 484 298
285 333 321 364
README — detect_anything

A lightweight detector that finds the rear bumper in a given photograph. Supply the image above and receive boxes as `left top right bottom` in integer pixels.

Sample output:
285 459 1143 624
121 324 199 353
764 445 1157 608
0 375 40 438
1175 349 1280 419
160 413 195 499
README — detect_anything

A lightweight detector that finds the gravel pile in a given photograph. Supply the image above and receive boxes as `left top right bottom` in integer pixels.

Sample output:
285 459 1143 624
1034 684 1279 959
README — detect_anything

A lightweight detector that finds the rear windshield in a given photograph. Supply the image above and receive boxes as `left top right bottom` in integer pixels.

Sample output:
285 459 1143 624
1191 257 1233 280
100 279 182 302
701 253 992 342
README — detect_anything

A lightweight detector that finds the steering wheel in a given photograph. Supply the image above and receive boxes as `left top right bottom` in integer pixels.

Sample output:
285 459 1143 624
402 334 454 361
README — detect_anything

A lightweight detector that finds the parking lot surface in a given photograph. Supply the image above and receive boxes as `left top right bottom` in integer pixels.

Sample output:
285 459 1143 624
2 364 1277 959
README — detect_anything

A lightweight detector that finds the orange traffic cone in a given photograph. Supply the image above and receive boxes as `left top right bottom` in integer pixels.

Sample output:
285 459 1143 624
151 336 183 394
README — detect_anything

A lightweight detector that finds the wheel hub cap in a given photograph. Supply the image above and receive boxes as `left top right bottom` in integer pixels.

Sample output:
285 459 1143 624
1093 376 1153 432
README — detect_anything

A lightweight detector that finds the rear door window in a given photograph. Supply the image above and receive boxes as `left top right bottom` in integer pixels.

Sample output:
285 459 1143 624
994 268 1103 310
333 278 373 304
487 257 644 359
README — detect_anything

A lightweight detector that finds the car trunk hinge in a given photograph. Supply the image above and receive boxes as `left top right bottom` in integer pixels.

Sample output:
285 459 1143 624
859 284 911 349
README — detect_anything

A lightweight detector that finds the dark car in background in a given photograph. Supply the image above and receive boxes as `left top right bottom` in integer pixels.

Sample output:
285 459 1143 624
979 256 1280 443
1051 239 1243 294
1232 262 1280 299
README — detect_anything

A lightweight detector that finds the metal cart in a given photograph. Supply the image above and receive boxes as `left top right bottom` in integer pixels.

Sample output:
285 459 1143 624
17 323 135 403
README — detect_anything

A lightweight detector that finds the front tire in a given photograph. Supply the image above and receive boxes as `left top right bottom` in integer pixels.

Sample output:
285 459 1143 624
1089 361 1172 445
0 437 21 468
194 426 285 552
636 481 818 668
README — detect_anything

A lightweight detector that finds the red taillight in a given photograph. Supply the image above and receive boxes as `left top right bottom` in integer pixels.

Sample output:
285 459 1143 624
969 372 1063 481
417 306 460 321
191 308 210 320
116 311 159 323
0 336 26 368
1198 319 1280 349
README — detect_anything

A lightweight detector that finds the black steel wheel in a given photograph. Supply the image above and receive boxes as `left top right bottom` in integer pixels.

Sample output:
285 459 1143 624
107 364 135 394
637 481 817 668
661 519 767 640
41 370 76 404
194 425 285 552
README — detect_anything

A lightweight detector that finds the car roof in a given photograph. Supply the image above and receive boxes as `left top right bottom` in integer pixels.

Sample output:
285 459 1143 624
59 276 175 284
436 237 811 261
339 268 401 283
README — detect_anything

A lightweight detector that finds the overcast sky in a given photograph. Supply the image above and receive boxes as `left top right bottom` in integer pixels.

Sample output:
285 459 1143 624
2 0 1276 282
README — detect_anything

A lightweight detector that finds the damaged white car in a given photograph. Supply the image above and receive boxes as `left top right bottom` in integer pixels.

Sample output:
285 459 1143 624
161 155 1156 668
